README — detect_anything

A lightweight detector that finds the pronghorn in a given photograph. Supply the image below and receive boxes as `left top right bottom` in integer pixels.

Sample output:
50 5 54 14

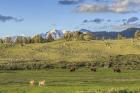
39 80 46 86
29 80 35 86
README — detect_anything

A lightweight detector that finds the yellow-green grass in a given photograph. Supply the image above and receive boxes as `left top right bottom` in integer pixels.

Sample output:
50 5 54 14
0 39 140 63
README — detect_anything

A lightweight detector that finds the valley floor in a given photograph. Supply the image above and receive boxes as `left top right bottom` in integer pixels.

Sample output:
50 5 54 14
0 39 140 92
0 68 140 93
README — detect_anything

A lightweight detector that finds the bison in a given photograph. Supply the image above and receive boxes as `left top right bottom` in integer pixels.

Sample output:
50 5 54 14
91 67 97 72
70 67 76 72
113 67 121 73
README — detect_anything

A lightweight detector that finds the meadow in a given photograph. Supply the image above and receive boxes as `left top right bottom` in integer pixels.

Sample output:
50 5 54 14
0 39 140 93
0 68 140 93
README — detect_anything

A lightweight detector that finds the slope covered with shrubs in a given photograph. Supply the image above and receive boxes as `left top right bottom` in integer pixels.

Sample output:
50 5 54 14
0 39 140 70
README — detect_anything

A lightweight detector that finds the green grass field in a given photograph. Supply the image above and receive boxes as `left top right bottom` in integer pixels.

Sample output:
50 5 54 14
0 68 140 93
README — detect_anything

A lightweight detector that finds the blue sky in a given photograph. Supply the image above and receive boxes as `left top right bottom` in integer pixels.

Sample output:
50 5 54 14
0 0 140 36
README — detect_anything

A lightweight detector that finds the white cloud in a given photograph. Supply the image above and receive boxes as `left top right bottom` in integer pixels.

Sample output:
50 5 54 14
76 4 109 13
76 0 140 13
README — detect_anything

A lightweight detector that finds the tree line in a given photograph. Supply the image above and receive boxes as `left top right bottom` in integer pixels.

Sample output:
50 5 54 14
0 31 95 44
0 30 140 44
0 34 54 44
63 31 95 41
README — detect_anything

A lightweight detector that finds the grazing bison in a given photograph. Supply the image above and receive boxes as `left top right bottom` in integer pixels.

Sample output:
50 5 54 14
91 67 97 72
113 67 121 73
39 80 46 86
29 80 35 86
70 67 76 72
108 61 113 68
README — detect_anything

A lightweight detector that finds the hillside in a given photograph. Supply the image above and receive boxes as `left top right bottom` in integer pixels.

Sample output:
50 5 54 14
0 39 140 63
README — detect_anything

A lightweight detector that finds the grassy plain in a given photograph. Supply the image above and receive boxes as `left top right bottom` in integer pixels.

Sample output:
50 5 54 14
0 68 140 93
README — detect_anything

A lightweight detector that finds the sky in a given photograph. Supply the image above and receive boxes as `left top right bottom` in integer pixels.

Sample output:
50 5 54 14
0 0 140 36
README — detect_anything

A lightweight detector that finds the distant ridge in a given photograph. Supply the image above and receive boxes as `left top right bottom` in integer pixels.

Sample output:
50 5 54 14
79 28 140 39
1 28 140 40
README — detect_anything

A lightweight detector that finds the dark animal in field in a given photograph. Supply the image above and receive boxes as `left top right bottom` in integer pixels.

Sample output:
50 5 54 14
92 64 96 67
70 67 76 72
113 67 121 73
90 67 97 72
108 61 113 68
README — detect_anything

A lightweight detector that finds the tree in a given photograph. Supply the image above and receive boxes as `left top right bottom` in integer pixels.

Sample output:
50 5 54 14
4 37 13 44
83 32 95 41
64 32 73 41
134 30 140 39
31 34 44 43
73 31 83 41
64 31 95 41
47 33 54 42
0 39 3 44
15 36 24 44
15 36 32 44
117 33 123 40
25 37 32 44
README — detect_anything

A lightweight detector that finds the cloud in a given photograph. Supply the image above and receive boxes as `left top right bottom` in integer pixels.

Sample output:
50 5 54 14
127 17 139 23
58 0 84 5
92 18 104 23
76 4 109 13
75 0 140 13
83 19 88 23
83 18 104 23
107 19 111 22
0 14 23 22
111 23 140 30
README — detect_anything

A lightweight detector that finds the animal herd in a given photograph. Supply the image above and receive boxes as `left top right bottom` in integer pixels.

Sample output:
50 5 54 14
69 65 121 73
29 80 46 86
29 66 121 86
